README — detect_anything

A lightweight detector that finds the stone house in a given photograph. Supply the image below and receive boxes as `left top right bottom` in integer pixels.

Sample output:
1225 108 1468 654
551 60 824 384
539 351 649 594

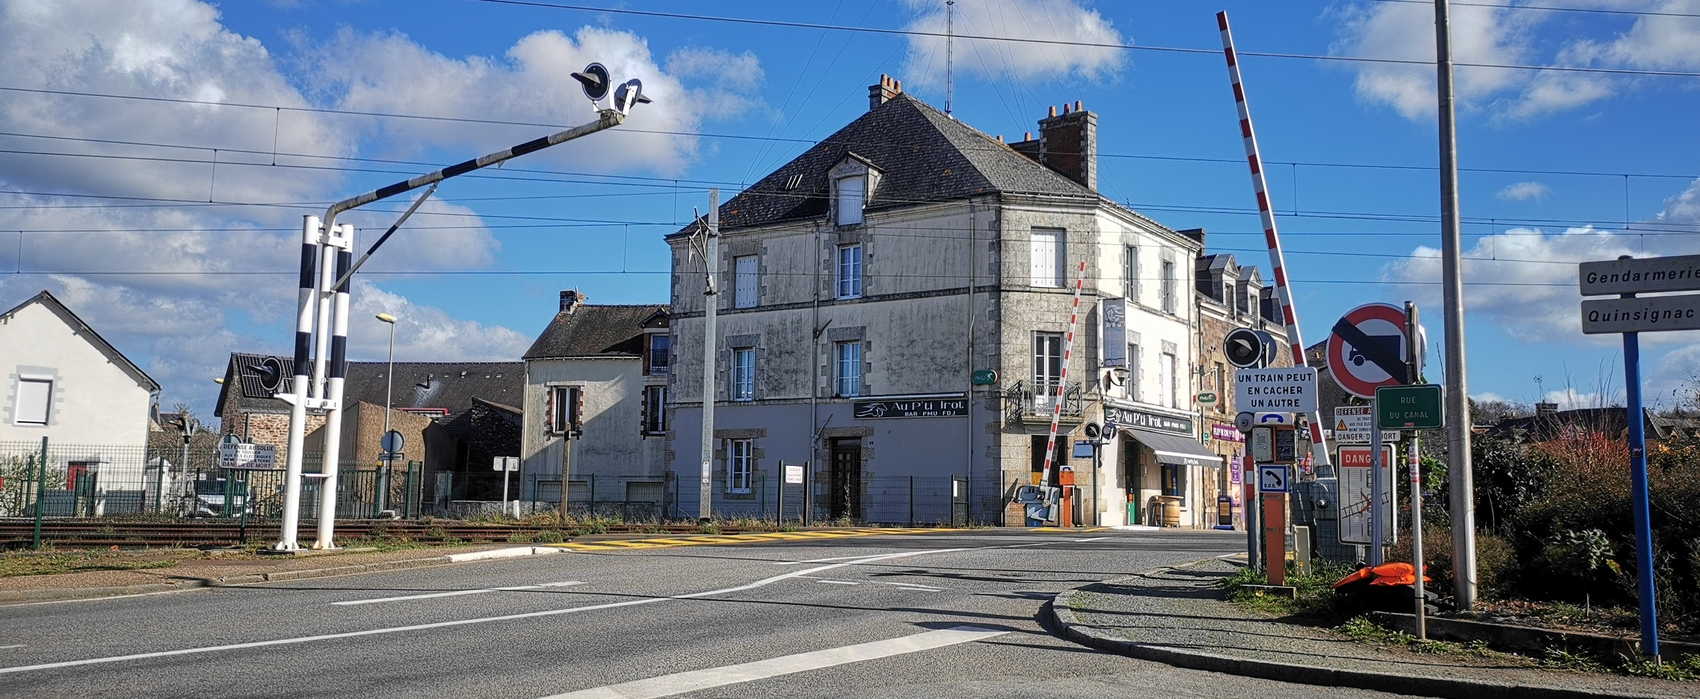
519 293 669 516
664 76 1217 527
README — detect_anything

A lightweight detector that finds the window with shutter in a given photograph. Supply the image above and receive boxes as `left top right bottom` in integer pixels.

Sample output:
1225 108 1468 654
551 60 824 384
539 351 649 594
1030 228 1064 287
733 255 758 309
835 176 865 226
14 378 52 425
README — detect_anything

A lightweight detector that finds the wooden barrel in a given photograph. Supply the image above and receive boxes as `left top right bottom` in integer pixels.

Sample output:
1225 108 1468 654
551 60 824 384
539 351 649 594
1161 496 1182 527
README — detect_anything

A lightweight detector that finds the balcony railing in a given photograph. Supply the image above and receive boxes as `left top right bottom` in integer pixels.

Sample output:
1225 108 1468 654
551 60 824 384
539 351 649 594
1005 380 1084 422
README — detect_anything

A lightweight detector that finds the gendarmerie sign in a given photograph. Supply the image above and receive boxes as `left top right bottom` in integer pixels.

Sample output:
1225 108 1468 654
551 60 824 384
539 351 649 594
854 397 968 419
1104 404 1192 435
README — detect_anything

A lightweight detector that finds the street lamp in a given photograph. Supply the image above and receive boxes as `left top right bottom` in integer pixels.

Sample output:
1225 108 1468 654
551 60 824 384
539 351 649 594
178 415 199 515
376 313 397 513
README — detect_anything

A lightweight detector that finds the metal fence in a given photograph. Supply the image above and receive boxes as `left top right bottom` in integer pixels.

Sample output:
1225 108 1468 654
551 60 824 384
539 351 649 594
667 470 972 526
0 441 423 521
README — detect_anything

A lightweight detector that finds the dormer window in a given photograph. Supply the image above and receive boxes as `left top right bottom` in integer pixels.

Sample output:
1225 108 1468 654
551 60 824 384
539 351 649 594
835 175 865 226
829 154 879 228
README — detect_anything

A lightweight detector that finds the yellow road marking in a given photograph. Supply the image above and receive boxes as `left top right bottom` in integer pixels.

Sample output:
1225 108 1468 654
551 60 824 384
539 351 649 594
545 527 948 553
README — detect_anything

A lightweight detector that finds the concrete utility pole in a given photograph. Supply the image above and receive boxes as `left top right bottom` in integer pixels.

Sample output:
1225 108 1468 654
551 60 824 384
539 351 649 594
1434 0 1477 607
698 188 720 523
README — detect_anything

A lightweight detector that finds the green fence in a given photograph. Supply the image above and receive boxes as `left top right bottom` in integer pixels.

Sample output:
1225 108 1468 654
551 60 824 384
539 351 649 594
0 441 421 521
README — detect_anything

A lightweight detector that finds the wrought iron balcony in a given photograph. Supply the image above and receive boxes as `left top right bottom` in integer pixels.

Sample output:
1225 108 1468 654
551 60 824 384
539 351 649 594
1004 380 1085 423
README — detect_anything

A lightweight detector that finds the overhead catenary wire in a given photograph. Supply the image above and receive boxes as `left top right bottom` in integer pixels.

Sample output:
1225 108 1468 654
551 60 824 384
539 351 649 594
466 0 1700 79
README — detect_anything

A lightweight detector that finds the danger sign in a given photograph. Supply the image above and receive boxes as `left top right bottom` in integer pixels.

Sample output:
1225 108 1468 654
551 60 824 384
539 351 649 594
1326 303 1409 399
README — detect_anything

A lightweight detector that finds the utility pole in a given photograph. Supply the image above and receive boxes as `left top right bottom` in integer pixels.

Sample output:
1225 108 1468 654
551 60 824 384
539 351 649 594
698 188 720 523
1434 0 1477 608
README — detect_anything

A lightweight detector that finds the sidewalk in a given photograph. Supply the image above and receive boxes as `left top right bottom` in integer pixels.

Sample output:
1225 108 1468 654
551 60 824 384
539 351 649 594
0 544 556 604
1051 559 1695 699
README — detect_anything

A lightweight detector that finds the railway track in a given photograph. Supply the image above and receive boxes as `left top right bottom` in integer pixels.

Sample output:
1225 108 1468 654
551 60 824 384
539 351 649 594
0 520 744 549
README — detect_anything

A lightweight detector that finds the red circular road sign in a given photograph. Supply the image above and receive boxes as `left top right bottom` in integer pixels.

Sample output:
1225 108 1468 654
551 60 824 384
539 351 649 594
1326 303 1409 399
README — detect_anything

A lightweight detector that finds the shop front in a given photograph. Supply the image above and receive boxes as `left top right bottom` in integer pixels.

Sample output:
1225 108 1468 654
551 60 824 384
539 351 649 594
1105 403 1221 528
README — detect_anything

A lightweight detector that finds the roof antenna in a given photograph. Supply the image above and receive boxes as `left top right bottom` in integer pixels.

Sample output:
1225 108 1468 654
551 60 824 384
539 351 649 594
945 0 955 117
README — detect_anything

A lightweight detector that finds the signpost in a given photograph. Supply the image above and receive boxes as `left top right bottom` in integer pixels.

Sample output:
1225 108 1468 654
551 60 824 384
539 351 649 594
1326 303 1410 399
1334 406 1399 445
1233 367 1318 413
1576 254 1700 661
1377 385 1444 430
1337 445 1395 546
493 456 520 518
219 443 277 470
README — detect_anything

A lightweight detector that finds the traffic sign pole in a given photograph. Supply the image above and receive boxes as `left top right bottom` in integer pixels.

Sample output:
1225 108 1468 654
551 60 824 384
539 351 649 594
1369 420 1385 567
1407 301 1427 640
1623 297 1660 661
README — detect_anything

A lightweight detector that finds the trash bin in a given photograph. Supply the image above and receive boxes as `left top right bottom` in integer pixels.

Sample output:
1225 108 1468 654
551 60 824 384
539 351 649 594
1160 496 1182 528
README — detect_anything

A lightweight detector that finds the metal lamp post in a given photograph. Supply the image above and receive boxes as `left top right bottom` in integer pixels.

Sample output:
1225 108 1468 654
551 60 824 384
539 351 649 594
179 415 199 514
376 313 397 513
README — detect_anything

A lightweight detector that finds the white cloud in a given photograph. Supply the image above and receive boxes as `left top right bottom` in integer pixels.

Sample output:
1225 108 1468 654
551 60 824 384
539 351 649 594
1382 177 1700 344
1496 181 1550 201
899 0 1125 88
1332 0 1533 120
1332 0 1700 120
302 26 764 177
347 282 531 362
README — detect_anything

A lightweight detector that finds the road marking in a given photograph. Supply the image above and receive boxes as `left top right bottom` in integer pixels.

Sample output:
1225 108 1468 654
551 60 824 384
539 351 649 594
815 580 859 586
772 553 893 566
882 582 943 591
0 645 23 650
537 625 1008 699
332 581 584 606
1074 536 1110 542
0 548 965 676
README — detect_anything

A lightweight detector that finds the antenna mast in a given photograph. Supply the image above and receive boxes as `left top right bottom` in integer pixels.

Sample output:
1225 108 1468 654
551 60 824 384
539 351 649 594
946 0 954 116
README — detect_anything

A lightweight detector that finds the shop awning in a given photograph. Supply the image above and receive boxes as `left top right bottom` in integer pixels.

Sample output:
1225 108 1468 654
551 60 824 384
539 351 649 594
1122 428 1222 467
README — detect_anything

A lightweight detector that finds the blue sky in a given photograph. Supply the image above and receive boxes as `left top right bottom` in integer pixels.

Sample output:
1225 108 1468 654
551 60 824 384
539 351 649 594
2 0 1698 418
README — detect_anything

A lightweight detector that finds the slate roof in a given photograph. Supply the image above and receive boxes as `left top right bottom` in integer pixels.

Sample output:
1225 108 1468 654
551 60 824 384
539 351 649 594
1 290 160 392
524 304 668 360
671 92 1116 236
217 352 522 415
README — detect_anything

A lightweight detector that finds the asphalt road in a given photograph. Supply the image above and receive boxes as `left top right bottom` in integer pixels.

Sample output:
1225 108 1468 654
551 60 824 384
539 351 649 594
0 528 1424 698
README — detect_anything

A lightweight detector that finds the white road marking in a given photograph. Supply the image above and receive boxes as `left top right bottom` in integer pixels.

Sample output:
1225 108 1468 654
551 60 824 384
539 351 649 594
771 554 890 566
883 583 942 592
0 548 966 676
537 625 1008 699
444 546 563 563
1074 536 1110 542
332 581 584 606
0 645 24 650
815 580 860 586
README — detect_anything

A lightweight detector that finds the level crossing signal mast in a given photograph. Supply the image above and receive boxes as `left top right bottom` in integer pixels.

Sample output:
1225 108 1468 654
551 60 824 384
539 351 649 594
262 63 651 551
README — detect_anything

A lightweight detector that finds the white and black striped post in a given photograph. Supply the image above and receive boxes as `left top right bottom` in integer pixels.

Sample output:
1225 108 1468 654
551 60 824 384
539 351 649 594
314 224 354 549
278 216 321 550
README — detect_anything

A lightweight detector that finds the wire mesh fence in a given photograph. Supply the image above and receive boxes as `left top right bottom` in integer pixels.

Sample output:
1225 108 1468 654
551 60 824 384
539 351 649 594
0 441 422 521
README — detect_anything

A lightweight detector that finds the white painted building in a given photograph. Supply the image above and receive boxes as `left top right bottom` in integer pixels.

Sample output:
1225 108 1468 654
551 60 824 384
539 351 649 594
0 290 160 514
520 292 670 515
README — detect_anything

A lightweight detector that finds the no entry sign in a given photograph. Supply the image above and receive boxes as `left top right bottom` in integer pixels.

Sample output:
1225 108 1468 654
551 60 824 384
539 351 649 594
1326 303 1409 399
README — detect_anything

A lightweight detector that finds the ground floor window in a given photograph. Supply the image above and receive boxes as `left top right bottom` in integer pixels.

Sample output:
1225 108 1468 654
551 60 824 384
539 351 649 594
727 438 753 494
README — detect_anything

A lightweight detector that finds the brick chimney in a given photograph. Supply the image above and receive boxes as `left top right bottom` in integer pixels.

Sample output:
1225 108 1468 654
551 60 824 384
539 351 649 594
1039 100 1097 190
869 74 902 110
560 290 584 313
1009 101 1097 191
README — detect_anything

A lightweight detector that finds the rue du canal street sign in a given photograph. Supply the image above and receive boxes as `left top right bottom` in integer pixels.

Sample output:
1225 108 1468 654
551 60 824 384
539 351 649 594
1375 384 1444 430
853 397 968 419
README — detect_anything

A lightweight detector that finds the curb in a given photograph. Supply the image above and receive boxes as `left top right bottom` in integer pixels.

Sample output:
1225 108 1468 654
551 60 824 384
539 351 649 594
0 546 562 605
1049 584 1670 699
